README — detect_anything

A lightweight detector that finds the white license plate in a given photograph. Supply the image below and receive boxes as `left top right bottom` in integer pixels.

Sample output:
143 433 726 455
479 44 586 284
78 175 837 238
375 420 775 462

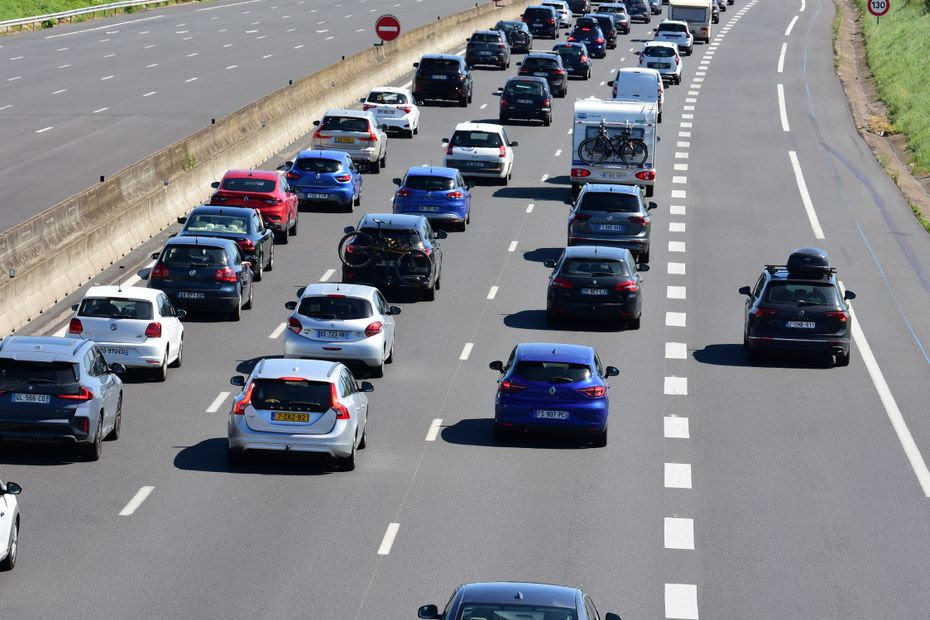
103 347 128 356
305 193 328 199
536 410 569 420
464 161 485 167
599 224 622 231
581 288 608 295
786 321 816 329
432 74 448 79
517 99 533 104
649 62 670 69
12 393 50 404
600 173 629 180
479 50 493 55
177 291 205 299
419 206 440 212
317 329 348 339
534 72 548 77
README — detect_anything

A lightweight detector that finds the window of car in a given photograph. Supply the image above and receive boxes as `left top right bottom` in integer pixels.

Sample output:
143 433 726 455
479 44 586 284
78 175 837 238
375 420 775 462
525 7 556 18
375 291 390 314
505 80 545 96
158 294 175 317
524 57 559 70
762 282 840 306
0 359 78 384
418 58 462 73
450 130 504 148
296 157 343 173
79 297 155 320
339 369 356 397
253 214 265 232
752 274 767 298
92 347 109 376
221 177 276 193
456 605 577 620
513 360 592 383
162 245 229 267
186 214 248 234
658 23 688 33
584 596 601 620
644 46 676 57
561 258 629 276
576 17 598 28
367 91 409 104
297 296 373 320
320 116 371 132
471 32 502 42
578 192 642 213
84 348 103 377
358 227 421 247
405 175 456 191
556 47 584 59
250 378 331 412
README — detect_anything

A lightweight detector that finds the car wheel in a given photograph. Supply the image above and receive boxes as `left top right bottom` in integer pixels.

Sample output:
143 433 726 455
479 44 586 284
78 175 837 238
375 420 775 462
459 95 468 107
79 414 103 461
629 315 641 330
170 337 183 368
227 447 247 468
423 285 436 301
289 214 298 236
413 124 419 135
592 427 608 447
386 343 394 364
380 153 386 169
404 129 414 138
358 425 367 449
276 229 289 245
154 349 168 382
468 89 473 103
243 283 254 310
543 114 551 127
0 521 17 571
105 393 122 441
835 351 851 367
370 160 381 175
336 445 356 471
370 360 384 378
499 114 509 125
639 248 650 264
253 255 263 282
265 244 274 271
229 296 242 321
586 69 591 80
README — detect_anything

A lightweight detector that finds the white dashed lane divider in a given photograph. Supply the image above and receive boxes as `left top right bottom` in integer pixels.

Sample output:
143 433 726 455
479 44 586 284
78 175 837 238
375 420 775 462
377 523 400 555
777 84 790 132
487 286 498 300
119 486 154 516
665 343 687 360
206 391 230 413
664 517 695 550
664 376 688 395
320 268 336 282
425 418 442 442
664 415 689 439
459 343 473 361
664 463 692 489
269 323 286 339
665 584 699 620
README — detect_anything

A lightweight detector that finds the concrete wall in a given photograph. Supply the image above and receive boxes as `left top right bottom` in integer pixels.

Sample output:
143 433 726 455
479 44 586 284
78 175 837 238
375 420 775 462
0 0 531 335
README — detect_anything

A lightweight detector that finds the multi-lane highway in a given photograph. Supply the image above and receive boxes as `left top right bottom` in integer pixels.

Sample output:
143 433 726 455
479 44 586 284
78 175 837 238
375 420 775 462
2 0 930 617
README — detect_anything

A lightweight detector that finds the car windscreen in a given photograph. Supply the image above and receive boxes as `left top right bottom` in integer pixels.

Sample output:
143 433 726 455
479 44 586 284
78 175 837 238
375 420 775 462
561 258 629 276
504 80 545 96
523 57 558 70
358 227 421 246
450 130 503 148
367 91 409 104
658 23 688 33
297 296 372 320
513 361 592 383
79 297 155 320
471 32 501 42
221 177 276 193
644 46 676 57
418 58 461 73
574 17 598 28
295 158 343 173
524 8 555 18
456 606 578 620
250 378 331 413
320 116 371 132
762 282 841 306
0 359 78 385
578 192 641 212
161 245 229 267
185 215 249 234
405 175 456 191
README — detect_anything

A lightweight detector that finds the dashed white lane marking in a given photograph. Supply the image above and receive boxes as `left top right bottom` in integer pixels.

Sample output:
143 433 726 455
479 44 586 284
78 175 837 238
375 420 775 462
146 63 158 68
679 130 691 138
378 523 400 555
104 53 116 58
5 76 21 81
92 107 108 114
100 75 114 80
680 122 693 129
664 517 695 550
694 71 705 77
35 126 53 133
674 163 689 172
682 113 694 119
526 203 535 213
57 64 72 69
676 141 690 148
142 91 156 97
666 312 687 327
664 463 692 488
118 486 155 517
508 240 518 252
540 173 549 182
567 128 573 134
554 149 562 157
269 322 286 339
665 583 699 619
683 105 695 111
223 43 234 47
777 83 790 132
0 104 13 110
665 342 687 359
487 286 499 300
459 343 473 361
294 44 305 49
599 81 606 86
685 98 697 104
778 42 787 73
325 36 334 40
56 47 68 51
669 222 686 233
664 415 690 438
801 0 807 11
185 77 198 83
186 52 198 57
667 286 687 300
664 376 688 395
480 103 487 109
425 418 443 441
672 176 687 184
671 189 687 199
785 15 799 36
668 241 686 253
226 65 237 70
675 152 689 159
320 268 336 281
670 205 686 215
206 391 230 413
667 262 686 275
787 151 825 239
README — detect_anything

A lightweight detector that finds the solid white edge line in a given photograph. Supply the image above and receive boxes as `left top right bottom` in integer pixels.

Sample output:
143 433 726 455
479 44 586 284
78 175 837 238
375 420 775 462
777 83 790 132
206 391 230 413
425 418 442 441
787 151 825 239
459 343 473 361
777 41 787 73
269 322 286 339
118 485 154 516
377 522 400 555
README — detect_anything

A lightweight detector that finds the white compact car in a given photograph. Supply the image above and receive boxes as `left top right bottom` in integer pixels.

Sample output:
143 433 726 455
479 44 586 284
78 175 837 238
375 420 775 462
443 122 518 185
639 40 682 85
359 87 421 138
67 285 185 381
312 109 389 173
0 479 21 571
654 19 693 55
610 67 665 122
542 0 573 27
283 283 400 377
227 358 373 470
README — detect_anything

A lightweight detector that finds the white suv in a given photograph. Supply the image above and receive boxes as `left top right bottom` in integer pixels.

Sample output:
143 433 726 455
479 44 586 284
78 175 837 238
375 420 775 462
639 41 682 85
542 0 573 27
610 67 665 123
0 479 21 571
654 19 693 56
312 109 389 173
443 122 518 185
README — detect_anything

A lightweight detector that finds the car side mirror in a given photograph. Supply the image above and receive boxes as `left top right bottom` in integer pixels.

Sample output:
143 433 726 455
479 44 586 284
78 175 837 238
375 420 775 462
543 259 556 268
392 177 403 186
285 301 297 311
389 305 402 316
434 230 448 239
360 381 374 393
151 252 160 260
634 51 641 55
211 181 220 189
109 362 127 375
509 141 519 147
2 482 22 495
71 303 79 311
607 80 614 86
648 201 657 210
418 605 440 619
296 287 306 298
738 286 752 297
177 216 187 224
652 27 658 31
844 290 856 300
605 614 622 620
359 97 366 103
230 375 245 387
285 161 294 168
466 37 471 41
605 365 620 377
492 91 501 96
413 62 420 68
380 124 389 131
343 226 356 234
489 360 504 372
442 137 450 144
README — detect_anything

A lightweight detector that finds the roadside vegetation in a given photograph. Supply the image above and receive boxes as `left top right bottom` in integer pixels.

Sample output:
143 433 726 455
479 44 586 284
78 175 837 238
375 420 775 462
0 1 182 22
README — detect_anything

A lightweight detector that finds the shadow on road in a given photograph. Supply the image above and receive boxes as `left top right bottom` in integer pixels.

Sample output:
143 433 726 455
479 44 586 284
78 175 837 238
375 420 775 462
502 309 624 332
441 418 595 449
0 441 75 466
523 247 562 263
172 437 336 476
692 343 835 369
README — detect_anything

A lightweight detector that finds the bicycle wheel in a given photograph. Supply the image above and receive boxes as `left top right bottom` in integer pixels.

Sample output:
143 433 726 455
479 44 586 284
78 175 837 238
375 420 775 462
577 137 609 165
512 31 530 50
617 138 649 166
338 231 376 269
395 249 433 285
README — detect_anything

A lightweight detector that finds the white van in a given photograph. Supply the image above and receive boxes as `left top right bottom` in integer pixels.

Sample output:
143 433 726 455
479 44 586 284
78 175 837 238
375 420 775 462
571 97 659 198
608 68 665 123
668 0 712 43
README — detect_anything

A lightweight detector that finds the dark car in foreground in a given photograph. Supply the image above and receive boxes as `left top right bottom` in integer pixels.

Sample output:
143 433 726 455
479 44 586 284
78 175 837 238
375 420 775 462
739 247 856 366
419 582 622 620
553 41 593 79
177 205 274 281
498 76 553 125
518 52 568 97
413 54 473 106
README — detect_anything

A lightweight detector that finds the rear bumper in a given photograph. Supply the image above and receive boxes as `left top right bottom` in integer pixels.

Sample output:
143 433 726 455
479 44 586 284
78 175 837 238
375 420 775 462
445 159 507 178
342 268 433 291
163 291 239 312
413 84 467 101
296 187 354 206
747 334 850 355
0 420 89 444
501 106 549 120
495 405 607 434
94 342 166 368
466 53 507 66
568 235 649 254
283 331 385 368
549 299 639 318
228 415 356 458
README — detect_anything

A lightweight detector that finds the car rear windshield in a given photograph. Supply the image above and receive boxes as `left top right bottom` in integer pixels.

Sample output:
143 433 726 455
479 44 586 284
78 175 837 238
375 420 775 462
658 23 688 32
295 158 343 173
762 282 840 306
523 57 559 70
456 606 577 620
405 175 456 191
494 21 521 32
186 215 249 234
556 47 584 59
358 227 421 246
367 91 409 104
593 16 615 29
320 116 371 132
525 8 555 18
504 80 545 96
562 258 629 276
451 130 503 148
0 359 78 385
513 360 592 383
297 296 372 320
644 46 676 57
221 178 276 193
471 32 502 43
79 297 154 320
578 192 641 212
250 378 332 413
161 245 229 267
418 58 462 73
575 18 598 28
600 6 627 14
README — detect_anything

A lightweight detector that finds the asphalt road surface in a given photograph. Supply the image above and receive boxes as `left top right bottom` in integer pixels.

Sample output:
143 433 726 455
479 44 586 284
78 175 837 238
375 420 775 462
2 0 930 617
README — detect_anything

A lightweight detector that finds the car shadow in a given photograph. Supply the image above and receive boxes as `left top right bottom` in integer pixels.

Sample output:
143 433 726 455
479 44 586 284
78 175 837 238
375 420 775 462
0 441 76 466
172 438 336 475
692 343 835 369
234 354 285 376
298 202 355 214
492 186 569 202
441 418 594 449
523 247 563 263
545 175 572 186
502 309 625 332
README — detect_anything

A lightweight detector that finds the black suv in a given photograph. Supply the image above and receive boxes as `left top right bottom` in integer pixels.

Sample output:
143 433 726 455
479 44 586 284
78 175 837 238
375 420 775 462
498 76 553 125
412 54 473 107
553 42 593 79
517 52 568 97
522 5 559 39
739 248 856 366
465 30 511 70
566 0 591 14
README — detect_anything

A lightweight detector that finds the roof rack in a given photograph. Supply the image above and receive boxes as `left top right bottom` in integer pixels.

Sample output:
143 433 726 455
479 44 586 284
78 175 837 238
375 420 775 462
764 264 836 276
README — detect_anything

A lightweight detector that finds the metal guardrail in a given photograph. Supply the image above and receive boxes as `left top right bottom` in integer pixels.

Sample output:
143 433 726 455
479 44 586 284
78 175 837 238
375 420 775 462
0 0 173 31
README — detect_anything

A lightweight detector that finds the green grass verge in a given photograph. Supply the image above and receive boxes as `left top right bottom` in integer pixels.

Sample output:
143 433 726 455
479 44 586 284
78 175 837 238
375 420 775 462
0 1 117 21
854 0 930 174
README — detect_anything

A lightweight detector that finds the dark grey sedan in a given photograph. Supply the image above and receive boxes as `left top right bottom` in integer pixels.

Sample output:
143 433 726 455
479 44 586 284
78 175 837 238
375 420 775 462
419 581 622 620
567 183 656 263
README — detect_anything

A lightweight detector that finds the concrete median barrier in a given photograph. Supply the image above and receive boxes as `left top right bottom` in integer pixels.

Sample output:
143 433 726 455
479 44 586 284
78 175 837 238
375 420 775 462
0 0 532 335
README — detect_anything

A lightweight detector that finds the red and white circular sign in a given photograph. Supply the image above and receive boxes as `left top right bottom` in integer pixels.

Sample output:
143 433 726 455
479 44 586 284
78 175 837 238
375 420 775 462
868 0 890 17
375 14 401 41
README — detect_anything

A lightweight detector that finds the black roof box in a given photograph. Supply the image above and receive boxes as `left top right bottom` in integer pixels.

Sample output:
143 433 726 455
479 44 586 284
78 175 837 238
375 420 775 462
786 247 832 275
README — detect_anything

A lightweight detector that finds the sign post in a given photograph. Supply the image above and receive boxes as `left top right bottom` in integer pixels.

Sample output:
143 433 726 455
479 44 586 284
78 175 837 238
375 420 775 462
867 0 890 23
374 14 401 45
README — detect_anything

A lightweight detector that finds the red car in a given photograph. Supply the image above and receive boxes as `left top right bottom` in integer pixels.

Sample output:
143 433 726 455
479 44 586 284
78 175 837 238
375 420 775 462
210 170 299 243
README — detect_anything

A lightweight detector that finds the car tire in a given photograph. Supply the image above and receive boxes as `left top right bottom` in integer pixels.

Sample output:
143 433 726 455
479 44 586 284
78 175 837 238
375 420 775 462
586 69 591 80
243 284 253 310
835 351 851 367
253 255 263 282
370 359 384 378
645 185 654 197
459 95 468 107
639 248 650 264
336 445 356 471
658 110 663 123
629 315 641 330
423 285 436 301
543 114 551 127
499 114 509 125
277 229 289 245
413 125 419 135
0 521 17 571
229 296 241 322
227 447 247 468
154 349 168 382
592 427 608 448
380 153 387 169
265 244 274 271
290 214 299 236
170 337 183 368
358 426 367 449
79 414 103 461
105 393 122 441
404 129 414 138
386 343 394 364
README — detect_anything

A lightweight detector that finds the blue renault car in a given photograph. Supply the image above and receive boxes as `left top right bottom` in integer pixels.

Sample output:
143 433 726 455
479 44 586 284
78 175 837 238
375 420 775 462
490 342 618 446
392 166 473 231
566 17 607 58
284 150 362 212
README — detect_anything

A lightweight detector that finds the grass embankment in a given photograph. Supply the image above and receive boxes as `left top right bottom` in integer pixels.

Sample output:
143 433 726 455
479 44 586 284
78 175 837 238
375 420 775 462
854 0 930 174
0 1 117 21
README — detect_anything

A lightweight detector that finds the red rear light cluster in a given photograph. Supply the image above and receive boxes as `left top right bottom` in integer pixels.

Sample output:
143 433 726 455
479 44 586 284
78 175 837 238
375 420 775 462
445 143 454 156
68 318 83 334
362 103 376 111
499 380 527 393
400 105 412 113
334 174 352 182
567 36 576 41
595 37 605 44
287 317 302 334
614 280 639 292
144 322 162 338
548 17 556 24
331 383 351 419
151 263 170 279
58 386 94 402
572 213 592 222
498 145 507 158
628 215 648 225
232 383 253 415
825 310 849 323
214 267 238 283
635 170 656 181
571 168 591 177
264 198 282 205
447 191 464 199
237 239 256 251
675 56 680 65
577 385 606 398
500 97 510 107
543 98 551 107
365 321 383 338
551 277 574 289
580 55 588 62
360 129 379 143
554 69 567 75
285 171 300 180
750 307 779 318
395 188 412 197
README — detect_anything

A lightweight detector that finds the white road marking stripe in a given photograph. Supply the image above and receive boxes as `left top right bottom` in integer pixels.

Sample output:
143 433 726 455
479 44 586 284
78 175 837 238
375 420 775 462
694 71 705 76
785 15 799 36
479 103 487 109
665 342 687 359
664 517 695 550
778 41 787 73
541 173 549 182
675 152 689 159
100 75 114 80
680 121 693 128
664 463 692 488
682 113 694 119
672 176 687 184
669 222 686 233
425 418 442 441
92 107 108 114
146 63 158 67
142 91 156 97
677 141 690 148
186 52 197 57
122 262 152 287
320 268 336 282
223 43 233 47
56 47 68 51
664 415 689 438
777 83 790 132
674 163 689 171
670 204 686 215
35 126 53 133
683 105 695 111
554 149 562 157
666 312 687 327
668 241 686 252
487 286 499 300
378 523 400 555
206 391 230 413
119 486 154 516
294 44 304 49
678 130 691 137
526 203 535 213
665 583 699 619
226 64 237 69
687 90 699 96
0 104 12 110
801 0 806 11
567 127 573 134
508 240 518 252
196 0 261 12
52 89 66 94
671 189 687 199
104 53 115 58
459 343 473 361
599 81 605 86
269 323 286 339
325 36 334 40
53 324 68 337
787 151 825 239
685 98 697 104
667 262 687 276
667 286 686 300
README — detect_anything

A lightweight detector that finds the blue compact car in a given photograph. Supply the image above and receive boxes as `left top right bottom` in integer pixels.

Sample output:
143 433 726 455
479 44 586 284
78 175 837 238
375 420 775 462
490 342 619 446
284 150 362 212
391 166 473 231
567 18 607 58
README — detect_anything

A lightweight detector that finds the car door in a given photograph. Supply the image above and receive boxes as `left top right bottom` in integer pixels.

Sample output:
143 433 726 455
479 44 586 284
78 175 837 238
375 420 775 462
253 212 273 268
279 176 298 225
158 294 183 357
89 346 118 429
498 127 514 172
232 248 252 299
456 172 471 217
0 483 12 559
375 291 395 352
423 221 442 277
342 369 367 436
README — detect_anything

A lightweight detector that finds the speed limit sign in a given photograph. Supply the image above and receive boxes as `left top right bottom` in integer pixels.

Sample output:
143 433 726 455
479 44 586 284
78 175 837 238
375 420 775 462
868 0 890 17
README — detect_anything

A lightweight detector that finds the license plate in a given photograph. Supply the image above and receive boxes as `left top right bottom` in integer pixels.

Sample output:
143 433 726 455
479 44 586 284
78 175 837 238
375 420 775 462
317 329 348 339
376 260 397 267
103 347 128 356
648 62 670 69
600 173 628 180
420 205 440 212
177 291 205 299
465 161 485 167
305 193 328 199
272 412 310 423
581 288 608 295
599 224 622 231
12 393 50 404
432 74 447 79
535 410 569 420
517 99 533 104
534 72 548 77
786 321 816 329
479 50 493 55
335 137 354 143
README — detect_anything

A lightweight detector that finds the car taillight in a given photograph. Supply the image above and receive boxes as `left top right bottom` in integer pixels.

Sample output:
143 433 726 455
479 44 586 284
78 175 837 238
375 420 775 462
577 385 606 398
395 188 413 197
327 293 346 299
362 103 376 111
581 27 591 31
447 191 463 199
675 56 680 65
548 17 556 24
497 43 505 49
151 263 170 279
400 105 412 113
555 69 567 75
365 321 383 338
498 145 507 158
639 54 644 64
77 417 89 433
628 215 648 225
445 143 454 156
144 322 162 338
233 383 253 415
635 170 656 181
313 129 323 140
68 318 83 334
572 213 592 221
567 36 576 41
58 386 94 401
571 168 591 177
551 276 574 289
237 238 255 251
264 198 282 205
595 37 605 44
331 383 350 419
420 247 433 257
288 317 302 334
614 280 639 292
825 310 849 323
214 267 238 283
543 98 551 107
750 307 779 318
334 174 352 182
360 129 378 142
285 171 299 180
500 97 510 107
580 55 588 62
499 380 527 393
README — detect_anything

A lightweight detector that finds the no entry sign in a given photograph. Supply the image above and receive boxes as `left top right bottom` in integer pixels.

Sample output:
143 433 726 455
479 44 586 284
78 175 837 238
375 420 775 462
868 0 890 17
375 14 401 42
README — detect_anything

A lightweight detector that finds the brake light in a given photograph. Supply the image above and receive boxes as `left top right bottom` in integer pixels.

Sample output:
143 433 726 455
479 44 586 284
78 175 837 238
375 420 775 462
498 145 507 158
445 143 454 155
499 380 527 393
580 55 588 62
675 55 680 65
628 215 647 225
334 174 352 182
751 307 779 318
151 263 170 279
447 191 463 199
362 103 376 111
360 128 378 142
595 37 605 44
639 54 644 65
548 17 556 24
577 385 606 398
497 43 505 50
58 386 94 401
572 213 592 221
237 238 255 251
77 417 89 433
571 168 591 177
214 267 238 283
365 321 383 338
68 318 83 334
264 198 283 205
313 129 323 140
400 105 412 113
288 317 302 334
500 97 510 107
567 36 576 41
326 294 346 299
635 170 656 181
285 171 300 180
554 69 566 75
543 98 551 107
395 188 412 197
581 27 591 31
614 280 639 292
551 276 574 289
332 383 350 419
825 310 849 323
420 247 433 257
232 383 253 415
144 322 162 338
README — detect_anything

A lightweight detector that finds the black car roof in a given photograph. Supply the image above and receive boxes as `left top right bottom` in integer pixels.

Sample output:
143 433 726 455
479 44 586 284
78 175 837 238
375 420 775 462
459 582 580 607
190 205 257 218
358 213 425 230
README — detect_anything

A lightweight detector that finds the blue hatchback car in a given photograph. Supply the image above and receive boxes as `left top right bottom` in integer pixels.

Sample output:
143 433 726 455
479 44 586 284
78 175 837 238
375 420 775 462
490 342 618 446
284 150 362 212
567 18 607 58
392 166 473 231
